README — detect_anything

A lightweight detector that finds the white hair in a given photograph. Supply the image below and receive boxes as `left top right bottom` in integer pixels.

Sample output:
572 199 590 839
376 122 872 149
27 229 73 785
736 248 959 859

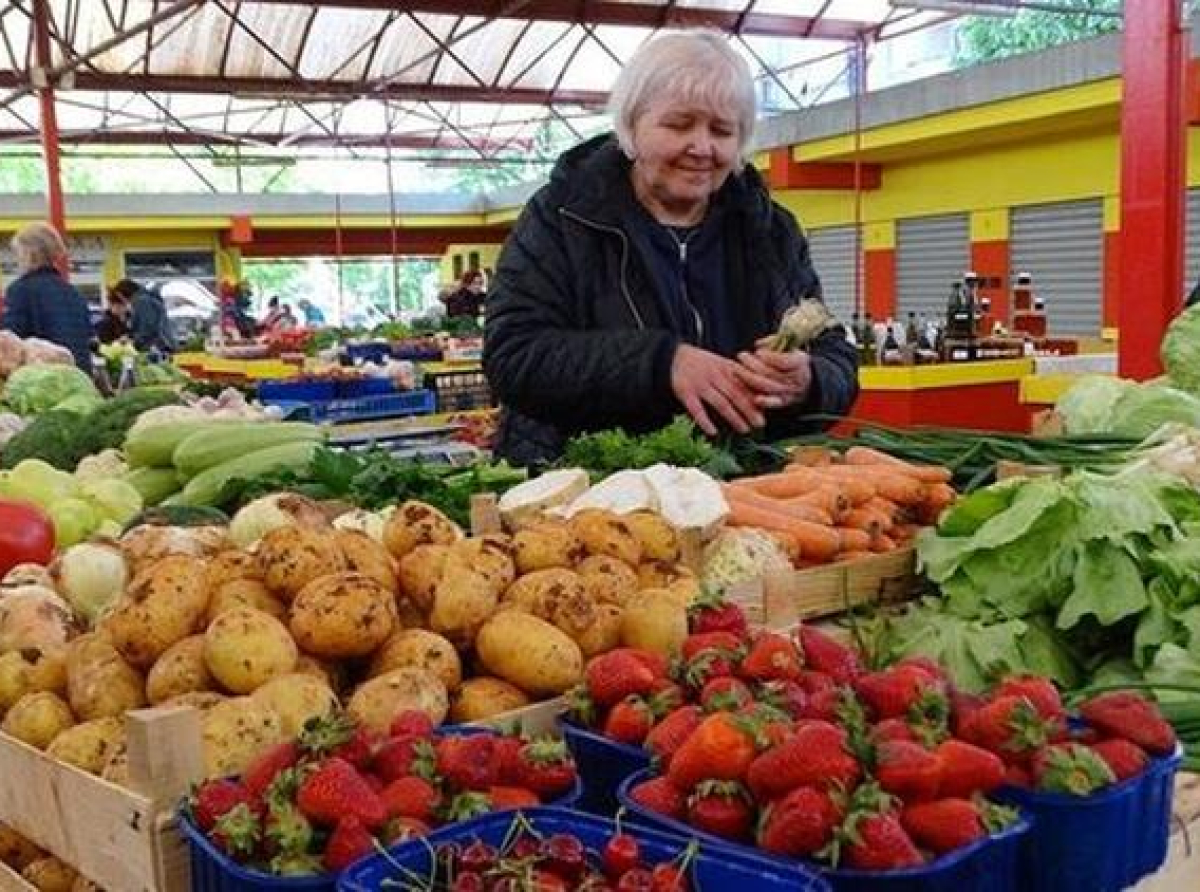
11 222 66 273
609 31 757 163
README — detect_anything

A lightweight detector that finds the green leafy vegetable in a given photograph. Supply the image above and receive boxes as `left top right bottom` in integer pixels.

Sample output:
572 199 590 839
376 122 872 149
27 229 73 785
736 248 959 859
562 417 741 480
3 364 100 416
0 410 95 470
1162 304 1200 396
1055 376 1132 434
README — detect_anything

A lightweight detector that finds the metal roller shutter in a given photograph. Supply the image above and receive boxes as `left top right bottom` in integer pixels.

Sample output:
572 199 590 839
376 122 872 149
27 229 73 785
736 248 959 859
807 225 858 323
1011 199 1103 336
896 214 970 322
1186 189 1200 293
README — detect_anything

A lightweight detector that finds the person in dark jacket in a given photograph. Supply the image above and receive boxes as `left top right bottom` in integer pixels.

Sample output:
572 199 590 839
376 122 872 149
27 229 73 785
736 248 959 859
442 270 486 319
483 31 859 466
95 290 131 344
112 278 177 354
2 222 94 371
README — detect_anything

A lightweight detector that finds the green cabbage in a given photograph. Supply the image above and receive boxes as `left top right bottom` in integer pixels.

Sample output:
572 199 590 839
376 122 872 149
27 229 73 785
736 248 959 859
1109 382 1200 438
3 364 100 416
1054 376 1132 434
1162 304 1200 395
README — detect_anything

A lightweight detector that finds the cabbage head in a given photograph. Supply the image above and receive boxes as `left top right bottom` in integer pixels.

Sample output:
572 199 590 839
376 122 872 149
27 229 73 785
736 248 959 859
1163 304 1200 396
3 364 99 416
1055 375 1131 434
1109 382 1200 439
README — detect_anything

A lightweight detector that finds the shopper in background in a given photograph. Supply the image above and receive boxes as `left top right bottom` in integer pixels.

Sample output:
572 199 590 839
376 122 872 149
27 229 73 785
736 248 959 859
442 269 486 319
260 296 285 332
112 278 177 354
1 222 94 370
297 298 326 326
96 289 131 344
484 31 858 466
276 304 299 331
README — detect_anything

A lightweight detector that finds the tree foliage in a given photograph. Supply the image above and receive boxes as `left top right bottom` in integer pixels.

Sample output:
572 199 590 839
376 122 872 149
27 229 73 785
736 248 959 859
954 0 1121 67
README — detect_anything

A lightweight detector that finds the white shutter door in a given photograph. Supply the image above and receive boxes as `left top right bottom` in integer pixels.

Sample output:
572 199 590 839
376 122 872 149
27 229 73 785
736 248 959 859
896 214 970 321
1011 199 1103 336
1185 189 1200 293
807 225 858 323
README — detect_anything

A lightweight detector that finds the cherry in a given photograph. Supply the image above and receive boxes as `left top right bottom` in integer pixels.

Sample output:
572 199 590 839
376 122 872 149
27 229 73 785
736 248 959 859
511 835 542 861
542 833 586 881
617 868 655 891
460 840 497 875
452 875 486 892
603 834 642 879
650 863 690 892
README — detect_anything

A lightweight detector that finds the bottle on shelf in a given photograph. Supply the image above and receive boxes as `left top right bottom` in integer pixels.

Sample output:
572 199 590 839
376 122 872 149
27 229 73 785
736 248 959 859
882 325 902 365
905 311 920 347
860 313 877 366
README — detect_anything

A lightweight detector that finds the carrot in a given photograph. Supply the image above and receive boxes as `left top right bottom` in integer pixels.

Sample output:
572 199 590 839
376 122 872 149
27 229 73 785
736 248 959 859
789 445 835 467
871 533 898 553
784 465 875 505
811 467 928 506
723 486 833 526
732 472 823 500
837 528 872 553
843 446 953 484
923 483 957 513
724 500 841 561
891 523 922 543
865 496 900 520
844 507 893 536
791 486 850 520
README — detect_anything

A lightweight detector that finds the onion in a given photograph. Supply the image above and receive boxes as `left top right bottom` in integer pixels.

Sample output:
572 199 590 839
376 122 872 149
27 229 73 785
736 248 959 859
228 493 329 549
0 585 77 651
51 541 129 626
2 563 54 590
331 507 393 544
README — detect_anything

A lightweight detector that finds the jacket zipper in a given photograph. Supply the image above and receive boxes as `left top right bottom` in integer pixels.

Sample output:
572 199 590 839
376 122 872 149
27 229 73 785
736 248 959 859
559 207 646 330
665 228 704 344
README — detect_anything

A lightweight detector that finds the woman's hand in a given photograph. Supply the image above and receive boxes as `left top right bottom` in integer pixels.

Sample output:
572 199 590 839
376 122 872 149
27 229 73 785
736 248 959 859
671 344 767 436
736 346 813 410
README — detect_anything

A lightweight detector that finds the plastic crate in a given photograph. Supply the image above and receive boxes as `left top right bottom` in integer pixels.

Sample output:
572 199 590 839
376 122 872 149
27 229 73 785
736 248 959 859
557 715 651 815
338 806 830 892
335 378 395 399
180 816 337 892
993 746 1182 892
291 390 436 424
258 380 337 403
346 342 391 364
618 770 1032 892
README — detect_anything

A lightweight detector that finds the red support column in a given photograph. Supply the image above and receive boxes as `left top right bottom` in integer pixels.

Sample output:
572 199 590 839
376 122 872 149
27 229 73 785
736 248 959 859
1118 0 1186 379
31 0 65 237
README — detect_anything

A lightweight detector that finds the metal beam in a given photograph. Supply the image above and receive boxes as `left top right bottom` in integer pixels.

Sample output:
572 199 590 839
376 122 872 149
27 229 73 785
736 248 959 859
32 0 65 233
0 128 525 151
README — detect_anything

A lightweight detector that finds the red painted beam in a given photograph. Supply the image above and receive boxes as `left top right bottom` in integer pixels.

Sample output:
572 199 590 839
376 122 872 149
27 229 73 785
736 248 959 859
31 0 65 236
228 225 510 259
1187 59 1200 126
1118 0 1186 380
767 148 881 191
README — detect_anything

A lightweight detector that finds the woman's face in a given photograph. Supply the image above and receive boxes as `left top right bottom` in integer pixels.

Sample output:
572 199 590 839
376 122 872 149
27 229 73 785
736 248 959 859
630 99 740 208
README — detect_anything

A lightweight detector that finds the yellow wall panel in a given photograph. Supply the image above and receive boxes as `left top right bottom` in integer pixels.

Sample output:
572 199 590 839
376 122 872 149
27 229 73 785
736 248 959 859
970 209 1010 242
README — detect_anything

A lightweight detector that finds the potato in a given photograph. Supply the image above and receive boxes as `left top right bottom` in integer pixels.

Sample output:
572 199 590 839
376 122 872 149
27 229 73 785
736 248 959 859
503 569 596 639
450 677 531 724
512 524 584 574
21 856 76 892
0 650 33 711
290 573 396 660
46 717 124 774
206 579 288 625
450 536 516 595
160 691 227 712
348 668 448 735
292 655 347 693
26 647 67 696
625 511 681 563
370 629 462 692
476 612 583 696
576 604 625 658
621 592 689 656
2 692 74 750
146 635 215 704
205 607 298 694
334 529 399 594
120 525 226 577
103 555 210 668
70 879 102 892
201 696 285 779
65 635 145 721
257 527 347 603
397 544 450 613
383 501 463 560
250 674 337 738
204 550 262 589
100 740 129 786
577 555 640 608
429 565 498 647
569 510 642 565
0 823 44 871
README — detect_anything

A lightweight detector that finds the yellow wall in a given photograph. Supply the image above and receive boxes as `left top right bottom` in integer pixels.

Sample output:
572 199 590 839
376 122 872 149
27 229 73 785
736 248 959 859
100 229 241 287
440 243 503 286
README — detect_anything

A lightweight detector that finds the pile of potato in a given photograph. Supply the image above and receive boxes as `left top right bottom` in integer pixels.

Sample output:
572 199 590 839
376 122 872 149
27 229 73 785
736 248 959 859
0 499 700 789
0 823 93 892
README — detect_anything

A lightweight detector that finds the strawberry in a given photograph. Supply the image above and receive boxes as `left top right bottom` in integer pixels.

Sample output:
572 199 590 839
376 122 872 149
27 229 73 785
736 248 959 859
935 739 1005 798
586 650 658 707
803 685 844 723
755 680 807 719
875 740 943 802
390 710 436 739
739 702 795 749
688 589 748 637
374 736 436 784
949 690 987 739
262 800 313 858
856 665 943 721
487 786 541 811
209 803 263 858
243 742 302 800
699 676 753 713
192 778 258 832
300 713 378 769
628 776 688 821
1031 743 1116 795
843 809 924 870
872 718 919 746
757 785 843 857
1079 691 1178 756
381 775 441 823
443 791 493 824
797 626 861 684
631 649 672 681
645 705 704 768
603 696 655 745
269 853 324 876
491 735 526 786
894 656 949 683
962 695 1053 763
1089 738 1149 782
681 632 744 663
380 817 430 846
746 720 860 801
1004 764 1032 788
687 780 754 841
436 734 498 791
514 738 577 799
648 682 686 719
296 757 388 829
995 676 1065 721
683 647 740 691
323 816 375 871
740 633 803 683
902 798 1017 855
666 713 758 792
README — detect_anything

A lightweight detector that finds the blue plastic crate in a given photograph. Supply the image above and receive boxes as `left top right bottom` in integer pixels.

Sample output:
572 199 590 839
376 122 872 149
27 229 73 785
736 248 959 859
557 715 652 815
618 770 1031 892
337 806 830 892
302 390 436 423
993 746 1181 892
335 378 396 399
258 380 337 403
346 342 391 364
180 816 337 892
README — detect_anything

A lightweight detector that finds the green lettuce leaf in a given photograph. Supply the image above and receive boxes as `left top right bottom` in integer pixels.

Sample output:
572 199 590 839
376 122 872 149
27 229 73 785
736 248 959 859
1058 541 1148 630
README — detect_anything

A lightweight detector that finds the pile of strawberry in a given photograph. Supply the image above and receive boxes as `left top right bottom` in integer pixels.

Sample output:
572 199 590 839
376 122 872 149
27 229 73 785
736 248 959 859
186 711 579 877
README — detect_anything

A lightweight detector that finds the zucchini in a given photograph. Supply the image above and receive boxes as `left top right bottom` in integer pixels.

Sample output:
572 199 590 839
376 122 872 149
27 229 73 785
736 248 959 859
172 422 324 479
125 420 224 468
173 440 321 507
122 467 181 506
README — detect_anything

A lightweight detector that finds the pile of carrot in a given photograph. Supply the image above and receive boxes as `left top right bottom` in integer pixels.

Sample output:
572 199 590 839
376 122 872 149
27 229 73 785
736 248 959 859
721 446 956 566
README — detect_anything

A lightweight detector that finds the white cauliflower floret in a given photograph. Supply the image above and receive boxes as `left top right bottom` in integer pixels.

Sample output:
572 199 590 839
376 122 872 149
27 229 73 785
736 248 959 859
701 527 793 590
75 449 128 482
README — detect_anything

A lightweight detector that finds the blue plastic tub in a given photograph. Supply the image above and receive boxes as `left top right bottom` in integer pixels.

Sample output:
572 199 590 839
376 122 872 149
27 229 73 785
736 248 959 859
557 715 652 815
618 769 1032 892
345 342 391 364
335 378 396 399
258 380 337 403
337 806 830 892
993 746 1181 892
294 390 436 424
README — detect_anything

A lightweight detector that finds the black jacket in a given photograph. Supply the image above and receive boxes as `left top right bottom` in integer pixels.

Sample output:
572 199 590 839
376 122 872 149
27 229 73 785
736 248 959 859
129 288 177 353
2 267 95 371
483 135 859 466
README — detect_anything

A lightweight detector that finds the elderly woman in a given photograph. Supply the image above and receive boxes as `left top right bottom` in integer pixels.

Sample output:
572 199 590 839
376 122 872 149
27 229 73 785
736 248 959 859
2 222 94 370
483 31 858 466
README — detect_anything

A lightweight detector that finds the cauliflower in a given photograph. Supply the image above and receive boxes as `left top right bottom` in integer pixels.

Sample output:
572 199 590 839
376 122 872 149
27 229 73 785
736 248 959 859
701 528 793 590
75 449 128 482
768 299 835 351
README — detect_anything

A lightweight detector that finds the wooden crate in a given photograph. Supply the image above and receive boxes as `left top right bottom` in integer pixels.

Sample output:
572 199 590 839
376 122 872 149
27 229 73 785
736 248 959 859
0 862 35 892
462 695 566 738
725 547 919 629
0 708 202 892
